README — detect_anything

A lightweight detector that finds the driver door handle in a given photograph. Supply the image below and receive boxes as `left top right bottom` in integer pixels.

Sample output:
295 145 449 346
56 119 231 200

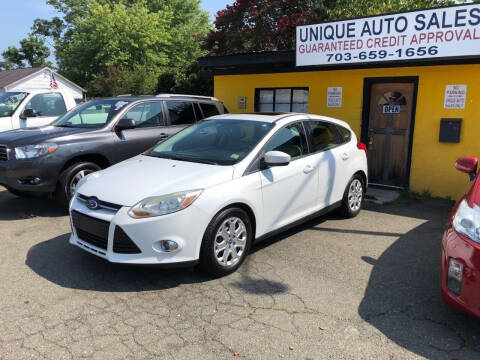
303 165 315 174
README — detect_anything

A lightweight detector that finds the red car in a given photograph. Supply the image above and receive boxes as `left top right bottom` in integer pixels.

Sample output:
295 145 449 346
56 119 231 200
441 156 480 317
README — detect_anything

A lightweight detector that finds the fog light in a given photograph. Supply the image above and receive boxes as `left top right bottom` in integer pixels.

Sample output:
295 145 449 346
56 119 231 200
17 177 41 185
156 240 178 253
447 258 464 295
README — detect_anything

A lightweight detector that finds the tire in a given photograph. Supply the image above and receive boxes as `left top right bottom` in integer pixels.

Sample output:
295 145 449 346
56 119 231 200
339 174 365 218
199 207 253 277
55 162 102 209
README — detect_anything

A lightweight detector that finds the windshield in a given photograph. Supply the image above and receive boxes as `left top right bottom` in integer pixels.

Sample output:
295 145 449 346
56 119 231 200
0 92 28 117
147 119 274 165
52 99 133 128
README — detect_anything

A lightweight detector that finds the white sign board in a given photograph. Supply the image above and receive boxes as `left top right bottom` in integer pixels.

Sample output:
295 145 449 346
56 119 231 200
327 87 342 107
383 104 401 114
296 4 480 67
444 85 467 109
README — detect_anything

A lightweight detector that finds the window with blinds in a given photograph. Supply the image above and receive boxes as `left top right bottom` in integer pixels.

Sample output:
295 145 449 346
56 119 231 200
255 88 309 113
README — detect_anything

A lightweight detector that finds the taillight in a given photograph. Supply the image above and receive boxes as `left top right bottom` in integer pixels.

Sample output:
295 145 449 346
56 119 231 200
357 141 367 154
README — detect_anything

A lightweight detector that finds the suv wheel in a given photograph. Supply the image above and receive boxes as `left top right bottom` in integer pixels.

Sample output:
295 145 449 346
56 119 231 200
56 162 101 209
199 207 253 277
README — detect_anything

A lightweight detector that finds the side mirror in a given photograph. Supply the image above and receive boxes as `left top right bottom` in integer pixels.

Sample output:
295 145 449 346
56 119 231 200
455 157 478 181
262 151 291 167
116 118 136 131
20 108 37 119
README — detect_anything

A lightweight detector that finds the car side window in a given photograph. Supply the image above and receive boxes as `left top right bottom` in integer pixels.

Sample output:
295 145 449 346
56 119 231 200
265 122 308 160
67 103 112 125
200 103 220 118
336 125 352 144
24 93 66 117
166 101 196 125
123 102 164 128
309 121 343 152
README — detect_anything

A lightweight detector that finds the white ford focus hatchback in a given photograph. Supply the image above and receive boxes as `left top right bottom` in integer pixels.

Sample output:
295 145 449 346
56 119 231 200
69 113 368 276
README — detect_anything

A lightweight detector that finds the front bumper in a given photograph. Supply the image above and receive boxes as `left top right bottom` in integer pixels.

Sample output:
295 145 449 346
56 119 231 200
0 156 58 193
441 226 480 317
69 195 211 265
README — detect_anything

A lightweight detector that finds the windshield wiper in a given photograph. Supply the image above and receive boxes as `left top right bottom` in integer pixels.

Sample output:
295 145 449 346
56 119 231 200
55 124 74 128
152 153 219 165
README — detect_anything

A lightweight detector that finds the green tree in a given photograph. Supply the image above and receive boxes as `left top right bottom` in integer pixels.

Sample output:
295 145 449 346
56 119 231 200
205 0 460 55
56 1 172 95
328 0 463 19
1 35 51 69
32 0 211 95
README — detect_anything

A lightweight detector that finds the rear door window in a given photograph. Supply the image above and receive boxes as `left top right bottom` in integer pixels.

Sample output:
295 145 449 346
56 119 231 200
336 125 352 143
308 121 343 152
199 103 220 118
166 101 196 125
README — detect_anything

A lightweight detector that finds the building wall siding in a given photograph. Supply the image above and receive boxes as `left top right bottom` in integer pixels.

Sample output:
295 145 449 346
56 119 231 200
5 69 83 100
214 64 480 199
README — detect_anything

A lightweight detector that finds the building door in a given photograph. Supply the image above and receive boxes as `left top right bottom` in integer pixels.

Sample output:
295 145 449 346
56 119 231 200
362 77 418 188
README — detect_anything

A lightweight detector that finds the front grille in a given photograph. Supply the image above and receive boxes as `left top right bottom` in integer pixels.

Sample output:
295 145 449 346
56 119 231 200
77 194 122 212
0 145 8 161
72 211 109 250
113 226 141 254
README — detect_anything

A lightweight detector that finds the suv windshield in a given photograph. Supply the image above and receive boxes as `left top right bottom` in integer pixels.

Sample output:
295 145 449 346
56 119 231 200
147 119 274 165
53 99 133 128
0 92 28 117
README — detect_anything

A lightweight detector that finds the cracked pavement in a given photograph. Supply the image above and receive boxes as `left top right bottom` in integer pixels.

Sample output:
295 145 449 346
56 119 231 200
0 186 479 359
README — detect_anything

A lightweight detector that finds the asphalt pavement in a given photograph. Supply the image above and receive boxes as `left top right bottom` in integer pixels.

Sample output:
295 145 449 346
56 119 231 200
0 186 479 359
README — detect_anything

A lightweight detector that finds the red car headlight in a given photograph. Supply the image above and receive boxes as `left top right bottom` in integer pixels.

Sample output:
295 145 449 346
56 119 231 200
453 199 480 243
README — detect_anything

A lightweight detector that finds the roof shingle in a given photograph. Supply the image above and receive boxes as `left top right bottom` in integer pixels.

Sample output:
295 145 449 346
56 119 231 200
0 67 45 89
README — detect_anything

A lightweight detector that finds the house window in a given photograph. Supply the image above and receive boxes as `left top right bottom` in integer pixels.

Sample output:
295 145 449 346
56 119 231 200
255 88 309 113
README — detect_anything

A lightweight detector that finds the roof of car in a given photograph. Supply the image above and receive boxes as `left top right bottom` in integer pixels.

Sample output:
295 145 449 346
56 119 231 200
109 94 220 102
210 113 298 123
209 113 350 127
9 88 67 94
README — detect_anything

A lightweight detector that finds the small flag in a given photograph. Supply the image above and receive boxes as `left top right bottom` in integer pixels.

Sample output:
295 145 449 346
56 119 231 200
50 73 58 90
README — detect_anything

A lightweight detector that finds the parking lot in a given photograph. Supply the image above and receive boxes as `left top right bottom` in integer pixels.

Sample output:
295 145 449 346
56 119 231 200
0 186 479 359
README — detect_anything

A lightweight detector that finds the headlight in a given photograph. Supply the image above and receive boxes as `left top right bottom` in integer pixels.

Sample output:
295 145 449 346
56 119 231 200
453 199 480 243
128 189 203 218
15 143 57 159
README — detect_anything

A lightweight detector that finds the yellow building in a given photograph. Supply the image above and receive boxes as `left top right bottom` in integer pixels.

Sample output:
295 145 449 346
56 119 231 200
200 4 480 199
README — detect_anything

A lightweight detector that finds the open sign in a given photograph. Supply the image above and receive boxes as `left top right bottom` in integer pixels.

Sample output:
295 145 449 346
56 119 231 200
383 104 401 114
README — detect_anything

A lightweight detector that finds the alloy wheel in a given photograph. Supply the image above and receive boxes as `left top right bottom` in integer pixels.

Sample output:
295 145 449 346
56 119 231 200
214 217 248 267
69 169 94 197
348 179 363 212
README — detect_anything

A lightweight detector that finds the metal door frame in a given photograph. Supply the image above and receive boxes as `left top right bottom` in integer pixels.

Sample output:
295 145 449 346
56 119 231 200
360 76 419 189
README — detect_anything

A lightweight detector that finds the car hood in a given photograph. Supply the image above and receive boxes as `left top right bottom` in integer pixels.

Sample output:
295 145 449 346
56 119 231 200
0 126 92 147
77 155 235 206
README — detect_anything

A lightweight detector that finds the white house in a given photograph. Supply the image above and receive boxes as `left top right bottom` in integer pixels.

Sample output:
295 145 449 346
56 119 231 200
0 67 85 101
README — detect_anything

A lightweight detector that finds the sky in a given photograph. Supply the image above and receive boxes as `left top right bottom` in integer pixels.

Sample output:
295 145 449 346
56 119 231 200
0 0 232 65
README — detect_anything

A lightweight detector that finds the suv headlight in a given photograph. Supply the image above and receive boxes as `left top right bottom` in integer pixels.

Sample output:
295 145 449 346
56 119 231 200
453 199 480 243
15 143 57 159
128 189 203 219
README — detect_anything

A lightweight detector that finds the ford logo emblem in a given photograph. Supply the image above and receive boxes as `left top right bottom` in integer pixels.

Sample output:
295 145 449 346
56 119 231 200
86 198 100 210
